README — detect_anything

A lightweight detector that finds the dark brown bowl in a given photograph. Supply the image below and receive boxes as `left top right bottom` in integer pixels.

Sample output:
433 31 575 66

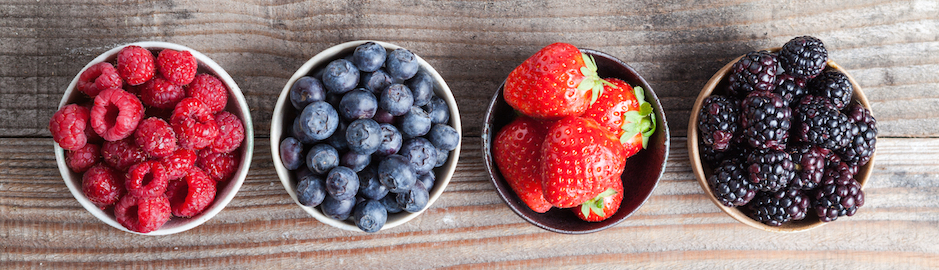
482 49 669 234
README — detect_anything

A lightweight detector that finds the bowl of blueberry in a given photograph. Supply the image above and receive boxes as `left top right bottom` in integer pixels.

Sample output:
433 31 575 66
689 36 876 232
272 41 461 232
50 41 253 235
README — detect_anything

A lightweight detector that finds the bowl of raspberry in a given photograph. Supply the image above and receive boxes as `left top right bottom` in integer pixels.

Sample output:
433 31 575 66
272 40 461 233
689 36 876 232
51 41 253 235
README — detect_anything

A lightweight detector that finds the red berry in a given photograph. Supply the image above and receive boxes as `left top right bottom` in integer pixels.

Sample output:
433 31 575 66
125 161 169 198
90 88 144 141
492 116 552 213
140 75 186 110
210 111 245 153
134 117 177 158
114 193 171 233
49 104 90 150
82 163 124 209
168 167 217 218
67 143 100 173
160 149 197 180
156 49 197 86
101 137 147 171
116 45 156 86
171 97 219 150
197 150 237 182
77 62 122 97
186 73 228 113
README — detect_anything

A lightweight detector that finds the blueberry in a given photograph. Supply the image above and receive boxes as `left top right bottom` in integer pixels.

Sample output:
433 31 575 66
306 143 339 175
353 199 388 233
326 121 348 151
400 137 437 175
418 172 435 192
423 96 450 124
427 124 460 151
346 118 382 155
406 71 434 107
379 84 414 116
360 69 394 95
296 173 327 207
435 147 449 168
376 123 403 156
373 108 395 124
297 101 339 141
352 42 387 73
291 117 317 144
386 48 420 81
280 137 304 170
397 180 429 213
357 165 388 200
338 89 378 120
340 150 371 172
322 59 360 95
289 76 326 110
325 92 343 109
321 195 355 220
398 106 432 138
380 193 404 214
325 166 359 200
378 154 417 193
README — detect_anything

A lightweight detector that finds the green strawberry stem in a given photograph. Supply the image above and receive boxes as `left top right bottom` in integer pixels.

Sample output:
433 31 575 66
620 86 656 148
577 53 613 105
580 188 618 217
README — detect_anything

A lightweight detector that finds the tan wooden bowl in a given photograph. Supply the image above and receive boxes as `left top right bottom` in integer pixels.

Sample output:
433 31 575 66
688 48 873 232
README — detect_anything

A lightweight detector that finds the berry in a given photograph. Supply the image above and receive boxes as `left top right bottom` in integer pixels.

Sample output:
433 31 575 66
540 117 626 208
49 104 91 150
406 71 434 107
808 70 853 110
779 36 828 79
746 149 795 192
793 95 855 150
115 194 172 233
101 137 147 171
160 148 197 180
434 147 448 168
378 154 417 193
400 137 438 176
380 193 404 214
326 166 359 200
699 142 747 168
361 69 394 94
814 177 864 222
376 123 403 156
353 199 387 233
346 118 382 155
125 161 169 198
423 96 450 124
707 159 756 207
168 167 217 218
697 95 739 151
90 88 144 142
322 59 360 95
493 116 553 213
727 50 778 97
839 103 877 166
427 124 459 151
397 180 430 213
341 151 371 172
307 144 339 175
379 84 414 116
134 117 177 159
357 165 389 200
740 91 791 151
397 106 432 138
289 76 326 110
140 75 186 110
67 143 100 173
338 89 378 120
82 163 124 209
787 143 829 190
280 137 304 170
296 101 339 141
574 180 623 222
296 173 327 207
504 43 606 119
210 111 245 153
773 74 807 106
116 45 156 86
385 48 420 81
418 172 436 192
748 189 810 226
197 150 238 182
171 97 219 150
326 121 349 151
156 49 197 85
77 62 122 97
352 42 386 73
321 195 356 220
373 108 395 124
186 73 228 113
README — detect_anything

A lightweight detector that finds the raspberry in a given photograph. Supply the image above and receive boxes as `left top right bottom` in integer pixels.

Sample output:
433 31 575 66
168 167 217 218
114 193 172 233
116 45 156 86
66 143 100 173
134 117 177 158
82 163 124 209
209 111 245 153
101 137 147 171
156 49 197 86
740 91 791 151
125 161 169 198
186 74 228 113
160 149 197 180
140 75 186 110
197 150 237 182
171 97 219 150
697 95 739 151
90 88 144 141
77 62 122 97
727 50 779 97
779 36 828 79
49 104 90 150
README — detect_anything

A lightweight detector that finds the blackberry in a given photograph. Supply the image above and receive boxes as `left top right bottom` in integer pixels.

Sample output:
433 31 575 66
699 141 746 168
697 95 739 151
808 70 853 110
740 91 791 151
823 161 859 186
707 159 757 207
746 149 795 192
778 36 828 79
787 143 829 190
727 50 779 97
813 177 864 222
838 103 877 167
748 188 810 226
793 95 856 150
773 74 807 107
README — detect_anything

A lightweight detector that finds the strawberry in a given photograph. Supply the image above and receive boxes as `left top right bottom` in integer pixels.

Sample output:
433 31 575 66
493 116 552 213
504 43 609 120
582 78 656 158
540 117 626 208
573 177 623 222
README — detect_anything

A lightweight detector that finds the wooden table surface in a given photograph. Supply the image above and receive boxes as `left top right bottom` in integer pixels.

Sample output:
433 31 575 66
3 0 939 269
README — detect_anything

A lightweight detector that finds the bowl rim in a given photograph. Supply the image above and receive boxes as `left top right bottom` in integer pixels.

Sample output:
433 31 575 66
270 40 462 232
687 47 873 233
54 41 254 235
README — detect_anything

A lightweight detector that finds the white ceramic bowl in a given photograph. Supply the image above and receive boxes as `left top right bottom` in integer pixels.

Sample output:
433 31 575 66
272 40 461 232
54 41 254 235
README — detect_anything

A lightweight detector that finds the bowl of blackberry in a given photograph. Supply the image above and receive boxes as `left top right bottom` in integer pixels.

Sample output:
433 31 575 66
689 36 876 232
272 41 461 233
50 42 253 235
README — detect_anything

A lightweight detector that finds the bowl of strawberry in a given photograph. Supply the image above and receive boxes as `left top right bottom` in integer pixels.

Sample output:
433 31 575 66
483 43 669 234
50 41 253 235
689 36 875 232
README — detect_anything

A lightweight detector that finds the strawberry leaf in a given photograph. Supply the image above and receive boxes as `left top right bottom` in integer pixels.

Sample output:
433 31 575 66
579 187 618 217
619 86 656 148
577 53 607 105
